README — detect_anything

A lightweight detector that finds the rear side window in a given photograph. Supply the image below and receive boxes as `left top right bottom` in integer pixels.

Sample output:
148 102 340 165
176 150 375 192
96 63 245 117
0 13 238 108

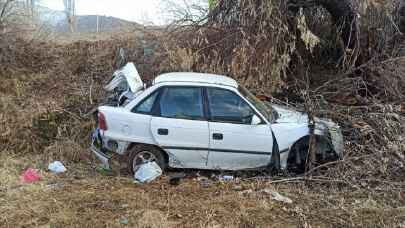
134 91 159 114
159 87 204 120
207 88 254 124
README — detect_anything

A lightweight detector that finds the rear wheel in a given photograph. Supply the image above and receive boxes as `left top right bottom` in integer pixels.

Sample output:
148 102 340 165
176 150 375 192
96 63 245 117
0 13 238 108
127 145 167 175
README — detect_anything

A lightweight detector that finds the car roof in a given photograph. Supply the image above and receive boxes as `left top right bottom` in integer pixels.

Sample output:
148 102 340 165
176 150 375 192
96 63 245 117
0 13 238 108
153 72 239 88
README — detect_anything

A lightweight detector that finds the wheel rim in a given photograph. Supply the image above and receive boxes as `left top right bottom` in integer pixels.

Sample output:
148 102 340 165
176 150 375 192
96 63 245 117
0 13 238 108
132 151 157 173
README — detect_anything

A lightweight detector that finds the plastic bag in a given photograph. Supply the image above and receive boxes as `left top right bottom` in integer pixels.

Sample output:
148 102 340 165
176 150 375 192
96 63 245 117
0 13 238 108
20 168 41 183
218 175 234 181
134 162 162 183
48 161 67 173
261 188 293 204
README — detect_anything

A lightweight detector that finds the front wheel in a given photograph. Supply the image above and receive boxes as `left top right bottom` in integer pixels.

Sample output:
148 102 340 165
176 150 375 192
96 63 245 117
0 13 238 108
127 145 167 175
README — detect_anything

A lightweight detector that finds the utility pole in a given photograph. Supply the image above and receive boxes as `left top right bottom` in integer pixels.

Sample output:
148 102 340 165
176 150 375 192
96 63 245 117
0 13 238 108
63 0 75 33
25 0 35 18
96 14 99 33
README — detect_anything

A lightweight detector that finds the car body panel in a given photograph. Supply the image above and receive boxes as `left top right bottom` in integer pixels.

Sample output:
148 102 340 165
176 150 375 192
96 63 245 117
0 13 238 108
271 123 311 169
105 62 143 93
154 72 238 88
207 122 273 170
99 106 155 145
271 105 344 168
151 117 210 169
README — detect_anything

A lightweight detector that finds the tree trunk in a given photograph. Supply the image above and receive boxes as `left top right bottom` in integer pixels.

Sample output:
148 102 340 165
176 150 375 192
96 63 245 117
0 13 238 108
63 0 75 33
289 0 358 49
210 0 358 49
399 0 405 33
0 0 14 32
318 0 358 49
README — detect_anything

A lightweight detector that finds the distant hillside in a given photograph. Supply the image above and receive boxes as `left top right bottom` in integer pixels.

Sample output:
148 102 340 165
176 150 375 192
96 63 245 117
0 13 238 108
37 5 65 26
36 5 142 33
55 15 143 33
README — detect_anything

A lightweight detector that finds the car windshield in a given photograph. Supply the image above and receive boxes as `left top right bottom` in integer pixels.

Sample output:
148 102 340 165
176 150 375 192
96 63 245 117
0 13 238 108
238 86 273 123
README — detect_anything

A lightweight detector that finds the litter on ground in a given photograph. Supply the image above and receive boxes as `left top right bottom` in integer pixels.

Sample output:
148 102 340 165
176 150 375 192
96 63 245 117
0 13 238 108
134 162 162 183
48 161 67 173
119 217 129 225
218 175 234 181
239 188 293 204
20 168 41 184
261 188 293 204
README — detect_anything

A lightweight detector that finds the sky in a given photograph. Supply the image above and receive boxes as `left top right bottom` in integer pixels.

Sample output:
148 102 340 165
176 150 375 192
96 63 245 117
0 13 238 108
40 0 165 25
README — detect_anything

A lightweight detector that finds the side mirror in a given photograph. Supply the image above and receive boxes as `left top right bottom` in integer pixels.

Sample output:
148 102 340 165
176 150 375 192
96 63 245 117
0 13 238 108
251 115 262 125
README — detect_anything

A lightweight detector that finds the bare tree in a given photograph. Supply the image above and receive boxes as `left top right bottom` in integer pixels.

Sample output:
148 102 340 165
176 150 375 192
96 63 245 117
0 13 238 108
63 0 75 32
0 0 16 33
277 0 359 51
25 0 36 18
160 0 208 24
399 0 405 32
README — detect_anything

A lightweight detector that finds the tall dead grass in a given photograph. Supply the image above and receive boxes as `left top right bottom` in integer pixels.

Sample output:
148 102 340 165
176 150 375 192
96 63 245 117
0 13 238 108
0 33 159 165
160 0 295 94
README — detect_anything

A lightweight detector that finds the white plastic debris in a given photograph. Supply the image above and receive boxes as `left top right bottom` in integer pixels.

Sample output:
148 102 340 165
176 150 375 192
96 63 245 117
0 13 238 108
48 161 67 173
134 162 162 183
261 189 293 204
219 175 234 181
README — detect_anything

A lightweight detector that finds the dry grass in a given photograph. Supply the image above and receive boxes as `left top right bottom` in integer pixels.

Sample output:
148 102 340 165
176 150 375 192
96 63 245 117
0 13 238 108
1 154 404 227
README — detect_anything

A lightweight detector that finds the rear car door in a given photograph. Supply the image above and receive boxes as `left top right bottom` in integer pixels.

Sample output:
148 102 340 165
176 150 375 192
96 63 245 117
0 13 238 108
206 87 273 170
150 86 209 169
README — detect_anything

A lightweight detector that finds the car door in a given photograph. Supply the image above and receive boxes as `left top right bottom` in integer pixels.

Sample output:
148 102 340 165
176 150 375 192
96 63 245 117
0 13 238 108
206 87 273 170
150 86 209 169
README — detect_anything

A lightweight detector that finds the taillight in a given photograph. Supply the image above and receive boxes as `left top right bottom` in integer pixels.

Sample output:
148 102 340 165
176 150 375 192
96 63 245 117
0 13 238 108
98 112 108 131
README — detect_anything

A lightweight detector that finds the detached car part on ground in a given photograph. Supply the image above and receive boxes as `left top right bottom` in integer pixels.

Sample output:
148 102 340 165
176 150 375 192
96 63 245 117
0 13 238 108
91 62 343 174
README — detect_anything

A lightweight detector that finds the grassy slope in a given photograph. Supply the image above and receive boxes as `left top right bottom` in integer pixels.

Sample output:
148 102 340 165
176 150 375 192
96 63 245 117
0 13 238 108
1 156 404 227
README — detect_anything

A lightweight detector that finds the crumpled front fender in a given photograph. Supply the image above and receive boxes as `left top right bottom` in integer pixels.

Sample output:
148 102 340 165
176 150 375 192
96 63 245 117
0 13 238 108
272 121 342 169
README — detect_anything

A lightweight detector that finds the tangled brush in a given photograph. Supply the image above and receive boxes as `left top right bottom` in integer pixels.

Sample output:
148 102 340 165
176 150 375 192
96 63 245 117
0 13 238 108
161 0 296 94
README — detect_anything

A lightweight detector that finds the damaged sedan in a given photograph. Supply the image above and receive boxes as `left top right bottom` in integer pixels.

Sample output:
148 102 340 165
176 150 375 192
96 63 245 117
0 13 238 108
91 63 343 174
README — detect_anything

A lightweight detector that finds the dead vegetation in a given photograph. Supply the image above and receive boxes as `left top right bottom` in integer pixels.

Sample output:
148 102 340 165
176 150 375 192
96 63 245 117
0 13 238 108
0 0 405 227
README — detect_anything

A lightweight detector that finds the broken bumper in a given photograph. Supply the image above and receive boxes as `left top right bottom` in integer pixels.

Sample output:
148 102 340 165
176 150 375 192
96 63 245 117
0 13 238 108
90 129 111 169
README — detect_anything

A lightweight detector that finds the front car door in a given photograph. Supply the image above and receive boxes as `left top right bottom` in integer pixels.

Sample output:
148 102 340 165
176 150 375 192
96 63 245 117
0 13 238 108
205 87 273 170
150 86 209 169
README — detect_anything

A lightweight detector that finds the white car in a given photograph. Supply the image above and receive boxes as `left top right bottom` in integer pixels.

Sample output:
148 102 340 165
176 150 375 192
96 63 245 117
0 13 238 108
91 63 343 174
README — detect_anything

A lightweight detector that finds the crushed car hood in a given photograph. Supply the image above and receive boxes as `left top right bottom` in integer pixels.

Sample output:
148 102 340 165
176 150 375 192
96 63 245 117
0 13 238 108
104 62 143 93
271 104 344 158
272 104 309 124
271 104 340 130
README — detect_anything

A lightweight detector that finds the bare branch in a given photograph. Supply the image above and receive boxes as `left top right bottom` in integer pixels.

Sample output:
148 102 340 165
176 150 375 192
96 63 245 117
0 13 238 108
0 0 15 26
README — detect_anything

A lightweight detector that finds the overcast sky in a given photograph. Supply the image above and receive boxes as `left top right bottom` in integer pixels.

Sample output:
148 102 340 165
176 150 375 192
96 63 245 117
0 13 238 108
41 0 165 25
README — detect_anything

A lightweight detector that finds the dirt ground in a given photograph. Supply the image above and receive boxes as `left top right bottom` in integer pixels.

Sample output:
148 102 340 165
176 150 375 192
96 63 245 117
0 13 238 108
1 154 405 228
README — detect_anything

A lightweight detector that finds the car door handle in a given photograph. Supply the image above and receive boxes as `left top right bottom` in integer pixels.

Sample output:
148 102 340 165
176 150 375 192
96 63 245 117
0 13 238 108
158 128 169 135
212 133 223 140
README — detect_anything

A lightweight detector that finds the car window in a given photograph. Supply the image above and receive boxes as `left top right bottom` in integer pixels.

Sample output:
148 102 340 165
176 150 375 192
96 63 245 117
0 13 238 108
238 85 273 123
207 88 254 124
159 87 204 120
134 91 159 114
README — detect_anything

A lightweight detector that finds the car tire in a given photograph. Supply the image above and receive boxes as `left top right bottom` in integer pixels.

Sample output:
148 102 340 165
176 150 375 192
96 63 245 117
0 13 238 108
287 141 309 174
127 144 167 175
